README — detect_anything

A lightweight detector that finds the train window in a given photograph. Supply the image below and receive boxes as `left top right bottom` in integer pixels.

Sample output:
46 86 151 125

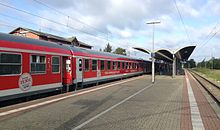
126 62 129 69
52 57 60 73
113 61 117 70
84 59 90 71
107 61 111 70
118 62 120 70
31 55 46 74
0 53 21 75
122 62 125 69
92 60 97 71
79 59 82 68
101 60 105 71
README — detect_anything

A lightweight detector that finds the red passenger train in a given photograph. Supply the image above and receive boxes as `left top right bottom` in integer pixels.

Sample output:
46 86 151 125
0 33 151 101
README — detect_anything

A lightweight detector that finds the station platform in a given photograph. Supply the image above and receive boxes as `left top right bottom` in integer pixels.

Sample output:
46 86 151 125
0 73 219 130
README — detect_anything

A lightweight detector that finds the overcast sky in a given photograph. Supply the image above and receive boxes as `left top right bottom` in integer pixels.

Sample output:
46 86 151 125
0 0 219 62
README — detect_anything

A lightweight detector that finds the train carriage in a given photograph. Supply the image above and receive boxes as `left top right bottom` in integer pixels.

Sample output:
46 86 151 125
0 33 72 101
0 33 150 102
70 47 146 85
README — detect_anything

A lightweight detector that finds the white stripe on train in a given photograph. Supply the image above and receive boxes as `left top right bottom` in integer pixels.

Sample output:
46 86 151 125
1 71 143 98
0 83 62 97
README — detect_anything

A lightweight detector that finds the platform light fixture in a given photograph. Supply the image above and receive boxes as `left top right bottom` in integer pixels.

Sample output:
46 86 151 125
146 20 160 84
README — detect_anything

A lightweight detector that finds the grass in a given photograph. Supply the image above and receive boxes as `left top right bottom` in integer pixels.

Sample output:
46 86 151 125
193 68 220 82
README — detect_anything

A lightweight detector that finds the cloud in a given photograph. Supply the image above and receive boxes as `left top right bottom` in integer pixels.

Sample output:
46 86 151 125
175 1 200 18
107 25 133 38
36 0 75 9
39 0 175 30
37 0 220 62
0 0 220 62
157 15 176 33
205 0 220 16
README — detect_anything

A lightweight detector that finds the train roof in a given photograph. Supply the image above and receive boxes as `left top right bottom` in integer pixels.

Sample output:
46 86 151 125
70 46 145 61
0 32 71 50
0 33 148 61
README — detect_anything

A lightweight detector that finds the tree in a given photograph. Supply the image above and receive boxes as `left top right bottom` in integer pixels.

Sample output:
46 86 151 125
213 58 220 69
196 57 220 70
103 43 112 52
114 47 126 55
184 59 196 68
189 59 196 68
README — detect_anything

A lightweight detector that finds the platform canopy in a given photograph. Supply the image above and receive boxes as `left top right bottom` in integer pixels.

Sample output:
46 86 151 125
133 47 150 54
175 46 196 61
133 45 196 62
155 49 173 62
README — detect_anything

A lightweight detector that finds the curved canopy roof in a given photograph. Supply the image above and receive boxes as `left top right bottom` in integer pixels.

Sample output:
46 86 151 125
175 46 196 61
133 45 196 62
155 49 173 62
133 47 150 54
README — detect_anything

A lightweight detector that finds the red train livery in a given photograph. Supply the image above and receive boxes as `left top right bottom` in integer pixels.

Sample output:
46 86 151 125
0 33 151 101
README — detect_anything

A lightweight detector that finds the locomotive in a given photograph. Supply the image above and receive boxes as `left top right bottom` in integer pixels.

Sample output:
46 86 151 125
0 33 151 101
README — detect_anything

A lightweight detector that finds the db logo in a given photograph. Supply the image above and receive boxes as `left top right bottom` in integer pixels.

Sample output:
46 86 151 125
19 73 33 91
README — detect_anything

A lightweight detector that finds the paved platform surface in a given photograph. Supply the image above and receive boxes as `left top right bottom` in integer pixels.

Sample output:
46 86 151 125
0 74 219 130
184 70 220 130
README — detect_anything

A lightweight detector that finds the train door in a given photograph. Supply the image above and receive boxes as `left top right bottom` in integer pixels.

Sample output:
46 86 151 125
76 57 83 82
97 60 101 80
62 57 72 85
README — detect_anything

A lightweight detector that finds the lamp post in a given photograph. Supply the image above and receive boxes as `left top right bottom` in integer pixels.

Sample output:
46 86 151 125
146 20 160 84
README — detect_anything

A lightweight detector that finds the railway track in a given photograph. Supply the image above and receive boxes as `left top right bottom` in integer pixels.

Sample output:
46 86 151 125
188 69 220 105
